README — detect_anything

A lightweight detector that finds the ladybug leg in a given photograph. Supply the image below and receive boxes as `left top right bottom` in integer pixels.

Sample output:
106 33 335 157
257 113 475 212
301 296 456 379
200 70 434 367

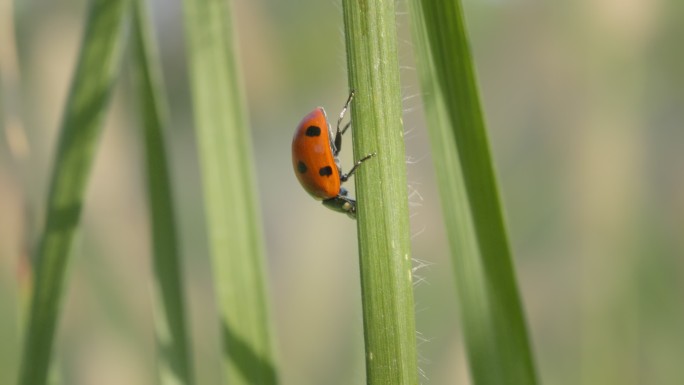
322 195 357 219
339 121 352 136
340 152 376 182
336 90 355 135
334 90 355 156
333 122 351 157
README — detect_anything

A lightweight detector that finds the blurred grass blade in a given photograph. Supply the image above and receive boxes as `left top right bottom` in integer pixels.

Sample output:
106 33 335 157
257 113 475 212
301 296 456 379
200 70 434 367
342 1 418 384
131 1 195 384
181 0 278 384
17 1 130 384
407 0 538 384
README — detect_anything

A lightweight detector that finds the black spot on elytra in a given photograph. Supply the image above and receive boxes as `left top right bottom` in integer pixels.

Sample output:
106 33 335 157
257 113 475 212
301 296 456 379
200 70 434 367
297 161 307 174
319 166 333 177
305 125 321 137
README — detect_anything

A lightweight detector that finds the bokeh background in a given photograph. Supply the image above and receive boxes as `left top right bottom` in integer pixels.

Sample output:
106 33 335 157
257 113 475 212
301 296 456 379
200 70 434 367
1 0 683 384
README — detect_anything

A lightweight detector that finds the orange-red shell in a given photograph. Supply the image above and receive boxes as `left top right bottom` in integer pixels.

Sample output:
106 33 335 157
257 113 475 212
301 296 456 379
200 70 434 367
292 108 341 200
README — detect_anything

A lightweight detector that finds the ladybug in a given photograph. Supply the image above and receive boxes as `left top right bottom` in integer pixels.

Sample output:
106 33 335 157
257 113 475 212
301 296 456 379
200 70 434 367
292 91 375 219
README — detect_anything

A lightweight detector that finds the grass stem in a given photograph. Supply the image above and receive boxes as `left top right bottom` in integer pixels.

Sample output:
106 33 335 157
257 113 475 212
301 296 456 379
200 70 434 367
342 0 418 383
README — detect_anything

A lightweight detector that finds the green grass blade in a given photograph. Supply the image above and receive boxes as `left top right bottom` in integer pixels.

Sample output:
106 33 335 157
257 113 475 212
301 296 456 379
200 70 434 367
17 1 130 384
131 1 195 384
407 1 538 384
342 1 418 384
181 1 278 384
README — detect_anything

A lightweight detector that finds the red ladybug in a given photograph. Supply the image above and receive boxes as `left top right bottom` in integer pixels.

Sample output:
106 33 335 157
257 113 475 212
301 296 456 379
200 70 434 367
291 91 375 219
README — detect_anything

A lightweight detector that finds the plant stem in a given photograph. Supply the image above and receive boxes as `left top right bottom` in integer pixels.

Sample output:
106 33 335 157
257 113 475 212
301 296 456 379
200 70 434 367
408 0 538 383
17 1 130 384
342 0 418 384
181 0 278 383
131 1 195 384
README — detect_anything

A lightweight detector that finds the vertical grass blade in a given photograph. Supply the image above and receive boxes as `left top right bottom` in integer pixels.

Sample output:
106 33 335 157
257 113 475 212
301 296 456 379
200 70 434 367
131 1 195 384
407 1 538 384
17 1 130 384
181 1 278 384
342 1 418 384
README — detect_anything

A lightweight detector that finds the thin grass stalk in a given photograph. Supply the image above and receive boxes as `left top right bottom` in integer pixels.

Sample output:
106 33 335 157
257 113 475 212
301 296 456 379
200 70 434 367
407 0 538 384
17 1 130 384
0 2 22 382
342 0 418 384
181 0 278 384
131 1 195 384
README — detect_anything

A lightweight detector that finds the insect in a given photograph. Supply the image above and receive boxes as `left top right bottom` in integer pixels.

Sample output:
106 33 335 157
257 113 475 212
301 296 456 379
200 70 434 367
291 91 375 219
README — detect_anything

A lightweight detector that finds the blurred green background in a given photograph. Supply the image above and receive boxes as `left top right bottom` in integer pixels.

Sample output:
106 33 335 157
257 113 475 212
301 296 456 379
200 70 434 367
1 0 683 384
